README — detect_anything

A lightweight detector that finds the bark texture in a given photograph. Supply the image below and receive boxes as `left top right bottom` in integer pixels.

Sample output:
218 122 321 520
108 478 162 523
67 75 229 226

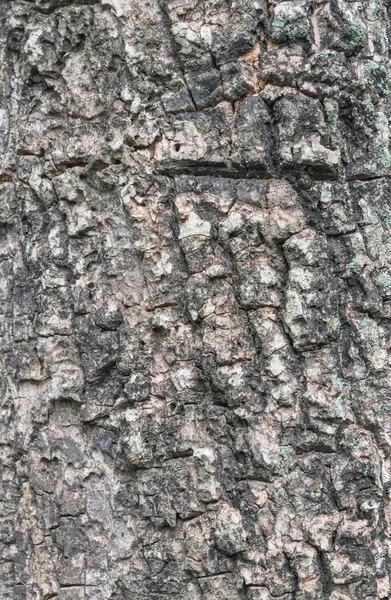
1 0 391 599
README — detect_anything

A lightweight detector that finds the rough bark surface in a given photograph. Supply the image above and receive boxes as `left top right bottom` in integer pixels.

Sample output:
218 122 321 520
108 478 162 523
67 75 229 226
1 0 391 599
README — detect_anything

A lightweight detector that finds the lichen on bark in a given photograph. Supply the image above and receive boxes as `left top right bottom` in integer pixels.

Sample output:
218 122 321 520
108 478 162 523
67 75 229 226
1 0 391 599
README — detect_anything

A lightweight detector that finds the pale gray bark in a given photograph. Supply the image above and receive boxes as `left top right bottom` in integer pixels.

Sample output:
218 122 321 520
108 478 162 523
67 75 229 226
1 1 391 599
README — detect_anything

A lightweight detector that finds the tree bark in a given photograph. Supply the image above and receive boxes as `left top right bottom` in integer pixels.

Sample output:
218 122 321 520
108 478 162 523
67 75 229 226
1 0 391 598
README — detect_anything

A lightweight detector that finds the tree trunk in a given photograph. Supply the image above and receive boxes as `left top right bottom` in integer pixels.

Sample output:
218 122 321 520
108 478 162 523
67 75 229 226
1 0 391 598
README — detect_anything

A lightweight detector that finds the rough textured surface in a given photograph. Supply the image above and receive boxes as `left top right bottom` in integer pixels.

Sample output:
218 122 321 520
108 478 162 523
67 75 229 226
1 0 391 599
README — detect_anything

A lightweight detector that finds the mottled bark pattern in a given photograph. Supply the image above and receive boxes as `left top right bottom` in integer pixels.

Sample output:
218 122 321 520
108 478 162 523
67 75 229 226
1 0 391 599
